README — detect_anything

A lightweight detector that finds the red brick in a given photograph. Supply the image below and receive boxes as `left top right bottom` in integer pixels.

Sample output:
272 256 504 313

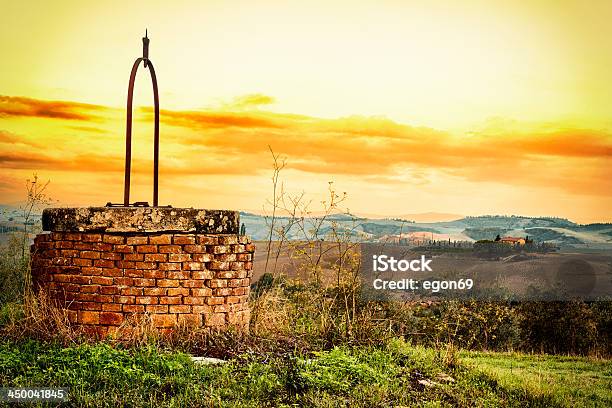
64 232 82 241
192 305 212 314
244 244 256 252
81 285 100 293
103 235 125 244
114 277 134 286
228 279 243 287
101 252 122 261
63 283 80 292
181 280 205 288
157 279 179 287
230 262 245 270
209 261 230 271
192 271 214 280
94 259 115 268
102 268 122 277
170 305 191 314
159 245 181 254
217 253 236 262
184 245 206 253
191 288 212 297
204 313 225 326
214 288 232 296
219 236 238 245
226 296 241 304
238 236 250 244
173 235 196 245
114 245 134 253
133 278 156 287
57 241 73 249
123 253 144 261
211 245 229 254
126 236 148 245
144 253 167 262
136 296 157 305
236 254 252 262
197 236 218 245
244 262 253 270
168 253 191 263
159 262 180 271
208 279 227 288
100 285 120 295
167 287 190 296
81 266 103 275
206 296 225 305
125 269 144 278
144 287 166 296
144 270 165 279
213 304 229 313
192 253 213 262
160 296 181 305
116 260 135 269
216 271 237 279
82 233 102 242
78 310 99 324
100 312 124 325
146 305 168 313
72 276 92 285
81 251 100 259
182 262 203 271
136 245 158 254
81 301 102 310
184 296 204 305
149 234 172 244
231 244 245 252
121 287 143 296
93 243 113 252
167 271 190 279
114 295 135 304
123 304 145 313
152 314 176 328
74 242 94 250
96 294 114 303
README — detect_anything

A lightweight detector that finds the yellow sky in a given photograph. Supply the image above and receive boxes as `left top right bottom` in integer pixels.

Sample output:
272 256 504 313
1 0 611 222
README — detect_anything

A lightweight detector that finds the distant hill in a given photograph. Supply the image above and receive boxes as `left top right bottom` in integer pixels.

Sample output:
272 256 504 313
240 212 612 249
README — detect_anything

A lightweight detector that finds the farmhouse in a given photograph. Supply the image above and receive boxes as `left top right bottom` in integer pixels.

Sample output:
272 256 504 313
498 236 526 246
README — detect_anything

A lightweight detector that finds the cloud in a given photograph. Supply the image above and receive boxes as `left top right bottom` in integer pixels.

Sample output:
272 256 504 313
151 106 612 196
0 94 611 199
224 93 276 109
0 95 107 121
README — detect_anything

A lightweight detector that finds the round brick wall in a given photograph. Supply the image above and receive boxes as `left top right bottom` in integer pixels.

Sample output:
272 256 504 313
30 231 254 337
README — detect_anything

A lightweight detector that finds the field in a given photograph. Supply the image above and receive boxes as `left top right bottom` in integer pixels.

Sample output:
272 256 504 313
461 351 612 407
2 339 610 407
253 241 612 300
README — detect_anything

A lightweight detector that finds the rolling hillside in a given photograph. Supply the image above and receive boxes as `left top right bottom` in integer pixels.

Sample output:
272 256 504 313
241 212 612 249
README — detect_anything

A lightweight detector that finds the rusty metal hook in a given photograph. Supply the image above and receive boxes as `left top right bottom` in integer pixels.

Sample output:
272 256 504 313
123 30 159 207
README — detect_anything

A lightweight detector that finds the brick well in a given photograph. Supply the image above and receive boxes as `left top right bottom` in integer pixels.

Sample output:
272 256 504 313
30 207 254 338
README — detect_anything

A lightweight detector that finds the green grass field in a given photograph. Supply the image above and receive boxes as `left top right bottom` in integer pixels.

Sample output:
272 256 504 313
2 339 609 407
460 351 612 408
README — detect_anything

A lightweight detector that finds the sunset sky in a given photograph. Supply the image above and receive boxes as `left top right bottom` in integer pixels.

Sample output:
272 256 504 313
1 0 611 223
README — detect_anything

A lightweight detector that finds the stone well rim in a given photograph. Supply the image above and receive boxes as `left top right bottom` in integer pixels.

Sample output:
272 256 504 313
42 207 240 234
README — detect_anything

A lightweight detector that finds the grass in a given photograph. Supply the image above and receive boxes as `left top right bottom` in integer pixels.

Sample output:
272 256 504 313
460 350 612 408
0 338 576 408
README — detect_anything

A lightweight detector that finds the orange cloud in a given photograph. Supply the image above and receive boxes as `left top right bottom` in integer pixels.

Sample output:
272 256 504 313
1 95 611 202
0 95 107 121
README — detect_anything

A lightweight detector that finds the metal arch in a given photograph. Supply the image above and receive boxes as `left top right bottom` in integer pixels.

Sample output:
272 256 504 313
123 32 160 207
